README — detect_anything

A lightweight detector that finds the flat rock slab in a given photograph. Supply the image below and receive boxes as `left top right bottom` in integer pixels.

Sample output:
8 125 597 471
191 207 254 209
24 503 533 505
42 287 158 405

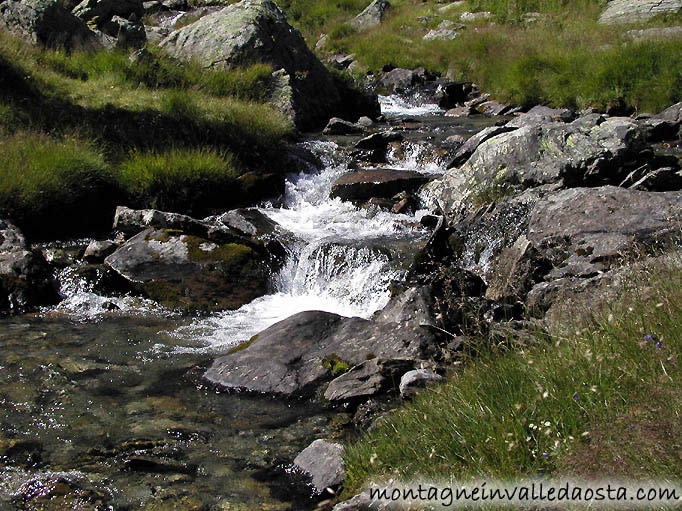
599 0 682 24
330 169 432 201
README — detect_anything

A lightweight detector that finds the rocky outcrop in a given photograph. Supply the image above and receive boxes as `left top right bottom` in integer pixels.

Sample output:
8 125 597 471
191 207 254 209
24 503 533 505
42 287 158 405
204 286 441 397
599 0 682 24
72 0 144 24
0 220 57 312
160 0 347 130
0 0 98 48
349 0 389 31
428 115 648 221
330 169 432 202
293 440 345 494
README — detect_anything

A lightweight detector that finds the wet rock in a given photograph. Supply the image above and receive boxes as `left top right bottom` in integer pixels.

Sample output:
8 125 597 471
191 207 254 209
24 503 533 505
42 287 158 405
160 0 344 130
355 131 403 151
379 68 422 93
399 368 442 398
330 169 432 202
332 492 374 511
293 439 345 494
445 105 477 117
204 287 440 397
124 456 197 474
83 239 118 263
430 116 647 221
477 100 512 116
0 220 58 312
104 228 271 311
0 0 98 48
599 0 682 24
436 81 475 109
0 438 43 467
349 0 390 31
323 117 366 135
447 125 517 168
324 358 415 401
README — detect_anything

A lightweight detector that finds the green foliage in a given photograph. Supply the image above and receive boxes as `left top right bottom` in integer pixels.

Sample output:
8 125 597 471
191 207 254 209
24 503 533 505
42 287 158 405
344 259 682 494
160 89 200 119
0 131 119 239
117 148 241 215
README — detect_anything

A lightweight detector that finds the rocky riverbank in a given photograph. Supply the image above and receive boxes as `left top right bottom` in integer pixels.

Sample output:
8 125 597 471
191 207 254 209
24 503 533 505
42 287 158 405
1 0 682 508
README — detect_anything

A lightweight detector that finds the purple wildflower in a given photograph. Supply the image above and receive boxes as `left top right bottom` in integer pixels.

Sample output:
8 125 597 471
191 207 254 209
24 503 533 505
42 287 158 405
542 452 549 457
656 341 662 349
573 392 580 401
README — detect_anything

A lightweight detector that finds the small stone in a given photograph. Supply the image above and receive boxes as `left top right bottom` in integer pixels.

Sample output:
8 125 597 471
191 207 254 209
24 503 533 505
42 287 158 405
293 439 345 494
399 369 442 398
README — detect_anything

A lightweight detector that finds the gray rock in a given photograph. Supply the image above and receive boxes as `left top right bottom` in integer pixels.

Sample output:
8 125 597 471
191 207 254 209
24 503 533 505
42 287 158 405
625 25 682 41
325 358 415 401
423 28 459 40
460 10 493 22
113 206 215 238
0 220 57 312
447 125 517 168
72 0 144 23
599 0 682 24
0 0 98 48
103 14 146 47
83 240 118 263
349 0 390 31
357 116 374 127
379 68 422 92
204 287 440 397
355 131 403 150
104 228 271 311
477 100 512 116
323 117 366 135
507 105 575 128
332 492 374 511
643 102 682 141
293 440 345 493
445 105 477 117
330 169 432 202
160 0 342 130
430 116 646 221
398 369 442 398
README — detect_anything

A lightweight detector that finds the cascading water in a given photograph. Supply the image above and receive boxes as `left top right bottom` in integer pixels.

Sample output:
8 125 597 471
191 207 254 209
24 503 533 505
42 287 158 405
166 139 429 352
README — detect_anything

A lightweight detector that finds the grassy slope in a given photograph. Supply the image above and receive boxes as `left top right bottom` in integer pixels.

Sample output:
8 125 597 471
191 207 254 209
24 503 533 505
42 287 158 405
344 257 682 498
296 0 682 112
0 32 294 239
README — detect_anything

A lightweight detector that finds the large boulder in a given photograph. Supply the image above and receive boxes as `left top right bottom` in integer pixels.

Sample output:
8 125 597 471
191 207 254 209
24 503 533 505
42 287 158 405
204 286 441 397
104 228 271 311
72 0 144 24
349 0 389 31
0 220 57 312
160 0 342 130
0 0 98 48
428 115 648 221
599 0 682 24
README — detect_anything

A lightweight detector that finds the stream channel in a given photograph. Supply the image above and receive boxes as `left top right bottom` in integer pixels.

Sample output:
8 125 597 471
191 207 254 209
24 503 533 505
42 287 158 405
0 96 501 510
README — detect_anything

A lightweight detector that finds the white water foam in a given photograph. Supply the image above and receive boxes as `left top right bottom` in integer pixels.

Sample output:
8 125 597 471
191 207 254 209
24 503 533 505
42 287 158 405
379 94 445 117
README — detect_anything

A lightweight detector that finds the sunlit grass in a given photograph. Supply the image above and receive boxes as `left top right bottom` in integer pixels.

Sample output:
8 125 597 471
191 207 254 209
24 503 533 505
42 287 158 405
344 257 682 495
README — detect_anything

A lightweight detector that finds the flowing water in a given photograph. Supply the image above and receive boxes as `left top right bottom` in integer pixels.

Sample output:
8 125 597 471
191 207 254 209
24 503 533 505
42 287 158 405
0 96 499 510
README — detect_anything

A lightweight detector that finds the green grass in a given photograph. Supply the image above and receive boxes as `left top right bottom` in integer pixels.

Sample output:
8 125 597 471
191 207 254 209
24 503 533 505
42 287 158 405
344 257 682 496
0 131 120 239
0 31 294 239
118 148 241 216
302 0 682 113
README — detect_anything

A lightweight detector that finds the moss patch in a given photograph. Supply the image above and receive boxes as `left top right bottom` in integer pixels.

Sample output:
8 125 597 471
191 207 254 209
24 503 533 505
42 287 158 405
227 334 259 355
322 354 351 376
142 280 183 308
183 237 254 265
